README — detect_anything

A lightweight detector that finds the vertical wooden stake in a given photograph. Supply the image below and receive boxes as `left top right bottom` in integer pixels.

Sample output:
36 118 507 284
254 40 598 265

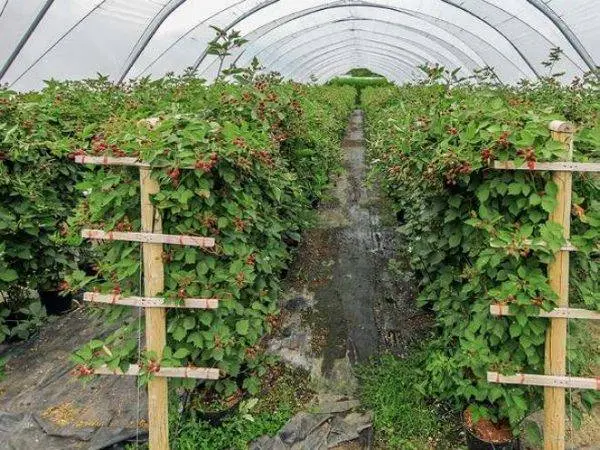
140 168 169 450
544 121 574 450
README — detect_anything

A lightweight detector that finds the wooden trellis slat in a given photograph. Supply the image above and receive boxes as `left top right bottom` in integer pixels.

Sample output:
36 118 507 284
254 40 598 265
490 304 600 320
74 154 197 169
75 155 153 168
82 229 215 248
93 364 220 380
490 240 578 252
487 372 600 391
492 161 600 173
83 292 219 309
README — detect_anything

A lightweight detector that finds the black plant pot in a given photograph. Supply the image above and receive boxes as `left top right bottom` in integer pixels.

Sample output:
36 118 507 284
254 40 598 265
197 406 235 426
39 290 73 315
465 427 520 450
195 396 243 426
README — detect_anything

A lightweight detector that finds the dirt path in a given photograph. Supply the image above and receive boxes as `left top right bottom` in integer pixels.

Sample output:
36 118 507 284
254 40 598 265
269 110 430 392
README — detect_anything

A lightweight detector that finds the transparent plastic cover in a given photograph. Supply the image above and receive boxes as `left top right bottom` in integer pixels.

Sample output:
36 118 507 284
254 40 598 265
0 0 597 90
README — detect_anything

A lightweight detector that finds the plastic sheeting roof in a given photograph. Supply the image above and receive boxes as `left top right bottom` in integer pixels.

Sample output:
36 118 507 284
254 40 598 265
0 0 598 90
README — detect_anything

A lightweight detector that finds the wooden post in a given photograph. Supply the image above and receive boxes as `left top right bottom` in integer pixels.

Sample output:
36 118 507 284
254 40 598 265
544 121 575 450
140 168 169 450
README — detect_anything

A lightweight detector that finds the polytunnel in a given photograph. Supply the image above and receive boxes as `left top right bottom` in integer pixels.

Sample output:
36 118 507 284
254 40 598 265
3 2 600 450
1 0 599 90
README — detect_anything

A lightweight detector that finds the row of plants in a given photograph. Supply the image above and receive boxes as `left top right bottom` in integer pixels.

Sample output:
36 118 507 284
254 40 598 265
1 73 355 403
328 76 391 104
362 74 599 442
57 77 355 402
0 78 125 341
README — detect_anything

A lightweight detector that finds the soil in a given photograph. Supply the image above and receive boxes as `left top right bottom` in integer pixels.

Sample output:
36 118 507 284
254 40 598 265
465 409 514 443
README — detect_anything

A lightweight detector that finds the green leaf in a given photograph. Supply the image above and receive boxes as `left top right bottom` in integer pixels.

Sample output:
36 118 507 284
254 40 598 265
172 326 187 341
199 312 213 326
183 316 196 330
448 233 461 248
509 322 521 338
89 340 105 349
218 217 229 229
508 183 522 196
235 319 250 335
212 347 224 361
0 269 18 282
529 193 542 206
173 348 190 359
476 186 490 203
541 196 557 213
529 210 544 223
524 421 543 446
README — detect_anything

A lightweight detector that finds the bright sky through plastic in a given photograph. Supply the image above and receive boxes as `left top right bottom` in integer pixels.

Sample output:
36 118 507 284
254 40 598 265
0 0 597 90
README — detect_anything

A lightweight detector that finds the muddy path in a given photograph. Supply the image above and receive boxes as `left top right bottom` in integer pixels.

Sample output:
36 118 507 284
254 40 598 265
269 110 431 392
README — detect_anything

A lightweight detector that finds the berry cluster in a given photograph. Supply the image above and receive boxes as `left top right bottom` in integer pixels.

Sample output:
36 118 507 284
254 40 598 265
72 364 94 377
480 147 495 164
444 160 473 185
517 146 537 169
194 152 218 173
252 149 275 168
233 217 247 232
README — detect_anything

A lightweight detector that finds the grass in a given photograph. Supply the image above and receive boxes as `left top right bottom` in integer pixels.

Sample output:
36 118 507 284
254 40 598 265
167 366 313 450
170 408 290 450
356 350 464 449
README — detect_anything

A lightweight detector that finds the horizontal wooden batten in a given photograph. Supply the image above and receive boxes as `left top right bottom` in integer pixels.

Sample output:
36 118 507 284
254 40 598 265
492 161 600 173
488 372 600 390
83 292 218 309
74 154 197 169
75 155 152 168
490 304 600 320
491 239 577 252
81 229 215 248
523 240 577 252
93 364 220 380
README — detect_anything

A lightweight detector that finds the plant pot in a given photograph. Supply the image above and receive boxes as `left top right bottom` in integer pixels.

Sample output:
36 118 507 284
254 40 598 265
191 387 244 426
465 427 520 450
39 290 73 315
464 410 520 450
196 395 243 426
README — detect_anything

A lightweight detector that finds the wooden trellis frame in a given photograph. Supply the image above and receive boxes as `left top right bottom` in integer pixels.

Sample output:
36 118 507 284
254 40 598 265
75 157 219 450
488 120 600 450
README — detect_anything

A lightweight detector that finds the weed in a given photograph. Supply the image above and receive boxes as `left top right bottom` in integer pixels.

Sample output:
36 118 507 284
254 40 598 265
356 350 463 449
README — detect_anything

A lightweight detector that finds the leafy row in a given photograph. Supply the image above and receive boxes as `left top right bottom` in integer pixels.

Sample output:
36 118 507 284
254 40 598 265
362 81 599 428
61 78 355 398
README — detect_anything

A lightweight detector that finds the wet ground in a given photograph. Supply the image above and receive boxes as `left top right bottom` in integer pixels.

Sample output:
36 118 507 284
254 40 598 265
268 110 431 392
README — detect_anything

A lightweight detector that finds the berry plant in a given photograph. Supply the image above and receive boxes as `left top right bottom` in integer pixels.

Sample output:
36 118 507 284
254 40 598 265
63 77 356 400
362 74 599 429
